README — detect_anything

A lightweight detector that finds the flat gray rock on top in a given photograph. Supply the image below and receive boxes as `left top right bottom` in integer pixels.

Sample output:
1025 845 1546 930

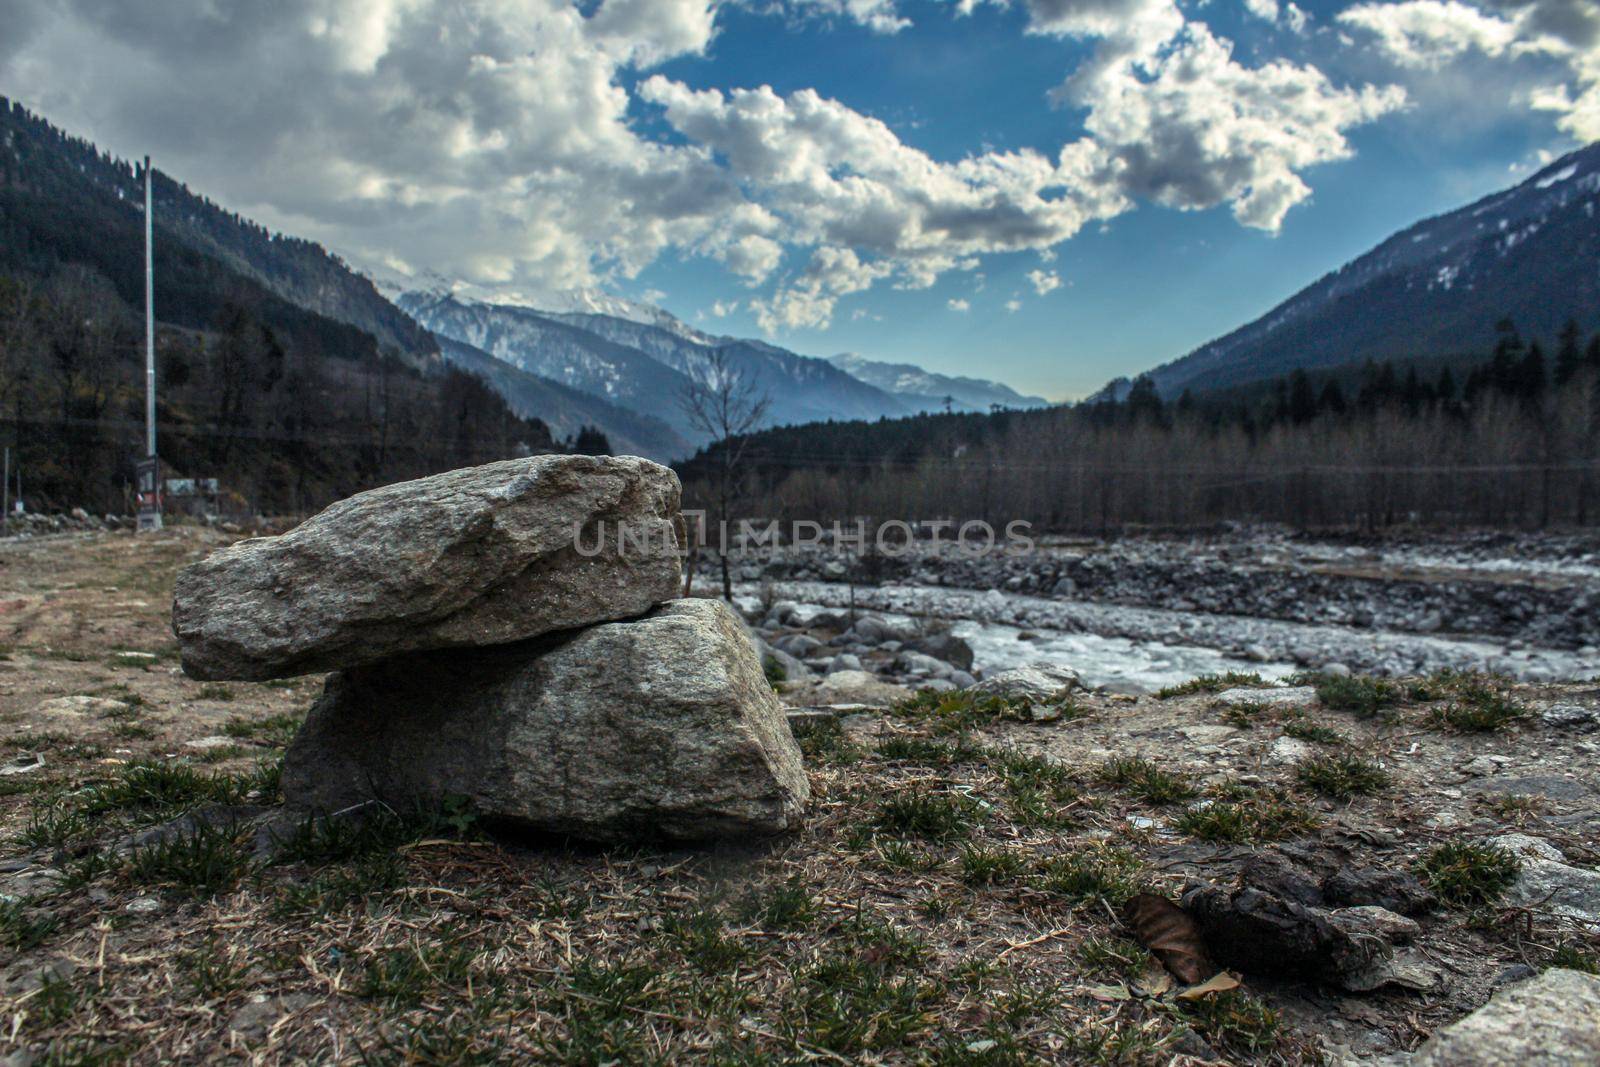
173 455 682 680
281 598 808 843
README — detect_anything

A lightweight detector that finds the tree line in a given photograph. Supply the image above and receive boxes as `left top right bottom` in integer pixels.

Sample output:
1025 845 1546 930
0 266 609 516
678 319 1600 532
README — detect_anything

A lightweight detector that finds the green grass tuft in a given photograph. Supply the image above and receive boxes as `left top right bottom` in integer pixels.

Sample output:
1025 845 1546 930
1093 757 1196 806
958 845 1028 886
1417 841 1521 907
1296 753 1390 800
1155 672 1265 698
874 789 980 841
0 899 61 951
1036 846 1146 907
1298 672 1402 716
1173 788 1318 844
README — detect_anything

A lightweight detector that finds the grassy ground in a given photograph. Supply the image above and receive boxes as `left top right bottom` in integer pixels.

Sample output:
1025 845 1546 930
1 530 1597 1064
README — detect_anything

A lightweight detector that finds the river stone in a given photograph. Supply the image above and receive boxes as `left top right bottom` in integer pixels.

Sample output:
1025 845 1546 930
967 664 1084 702
1216 686 1318 708
1410 968 1600 1067
280 599 807 843
173 455 682 680
1480 833 1600 924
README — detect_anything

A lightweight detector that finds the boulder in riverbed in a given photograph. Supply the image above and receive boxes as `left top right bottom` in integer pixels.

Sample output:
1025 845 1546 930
173 455 683 680
280 599 807 843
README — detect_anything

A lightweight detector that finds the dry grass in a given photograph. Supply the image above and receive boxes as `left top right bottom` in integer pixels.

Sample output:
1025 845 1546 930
0 530 1593 1064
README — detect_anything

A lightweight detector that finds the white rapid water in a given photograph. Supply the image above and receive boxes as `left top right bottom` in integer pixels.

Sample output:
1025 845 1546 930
746 581 1599 688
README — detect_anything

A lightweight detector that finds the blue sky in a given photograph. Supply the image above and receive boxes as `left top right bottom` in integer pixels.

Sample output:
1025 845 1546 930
3 0 1595 399
620 0 1587 397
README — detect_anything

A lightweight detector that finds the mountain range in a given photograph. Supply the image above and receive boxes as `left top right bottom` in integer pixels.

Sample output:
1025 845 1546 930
3 97 1044 464
828 353 1048 412
397 289 1045 456
1114 142 1600 399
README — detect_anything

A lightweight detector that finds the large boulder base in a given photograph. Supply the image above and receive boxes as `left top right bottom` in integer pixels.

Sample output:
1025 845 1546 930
174 455 682 680
1409 968 1600 1066
281 599 808 843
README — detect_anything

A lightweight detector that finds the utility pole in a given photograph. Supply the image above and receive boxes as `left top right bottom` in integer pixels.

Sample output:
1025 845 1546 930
136 156 162 532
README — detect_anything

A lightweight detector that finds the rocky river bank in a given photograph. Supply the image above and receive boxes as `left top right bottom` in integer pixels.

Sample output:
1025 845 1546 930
702 528 1600 690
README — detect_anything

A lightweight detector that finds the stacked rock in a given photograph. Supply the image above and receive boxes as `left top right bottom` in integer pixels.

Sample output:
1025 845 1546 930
171 455 808 843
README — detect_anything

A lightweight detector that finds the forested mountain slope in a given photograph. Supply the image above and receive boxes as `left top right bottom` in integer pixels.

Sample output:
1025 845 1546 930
1116 144 1600 398
0 98 437 367
434 335 688 459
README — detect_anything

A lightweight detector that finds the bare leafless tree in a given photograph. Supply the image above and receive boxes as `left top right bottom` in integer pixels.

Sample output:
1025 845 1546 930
680 348 771 600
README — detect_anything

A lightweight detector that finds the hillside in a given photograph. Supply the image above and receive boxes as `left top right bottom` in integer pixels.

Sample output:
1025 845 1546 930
0 99 560 513
0 98 437 367
1126 143 1600 398
434 335 689 459
397 292 703 439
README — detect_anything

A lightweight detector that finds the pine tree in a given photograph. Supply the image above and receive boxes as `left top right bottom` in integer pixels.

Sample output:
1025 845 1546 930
1317 379 1347 416
1436 366 1457 403
1554 319 1583 386
1516 341 1547 401
571 425 612 456
1287 369 1317 424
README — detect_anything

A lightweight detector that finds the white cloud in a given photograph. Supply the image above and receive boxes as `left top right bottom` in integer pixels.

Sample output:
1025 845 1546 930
641 76 1123 328
1340 0 1600 139
1027 268 1062 294
709 299 740 317
749 245 896 331
785 0 911 33
0 0 1414 334
1338 0 1517 67
947 297 971 311
1244 0 1281 23
1005 297 1024 312
1059 22 1407 230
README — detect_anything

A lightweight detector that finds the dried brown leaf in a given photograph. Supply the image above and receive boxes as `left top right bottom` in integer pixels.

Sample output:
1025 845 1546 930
1123 892 1212 985
1175 971 1241 1000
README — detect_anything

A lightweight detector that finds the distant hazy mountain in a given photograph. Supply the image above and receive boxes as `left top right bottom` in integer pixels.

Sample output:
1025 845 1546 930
401 291 917 446
397 292 701 436
542 311 916 426
433 336 689 460
828 353 1050 412
534 289 718 345
1121 143 1600 398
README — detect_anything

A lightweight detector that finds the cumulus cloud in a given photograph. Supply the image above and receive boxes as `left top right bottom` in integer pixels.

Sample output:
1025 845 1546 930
0 0 1412 334
785 0 911 33
1058 21 1406 230
1340 0 1600 139
1005 296 1024 312
947 297 971 311
640 76 1123 328
749 246 896 331
1243 0 1281 23
1027 268 1062 294
1338 0 1518 67
0 0 761 297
